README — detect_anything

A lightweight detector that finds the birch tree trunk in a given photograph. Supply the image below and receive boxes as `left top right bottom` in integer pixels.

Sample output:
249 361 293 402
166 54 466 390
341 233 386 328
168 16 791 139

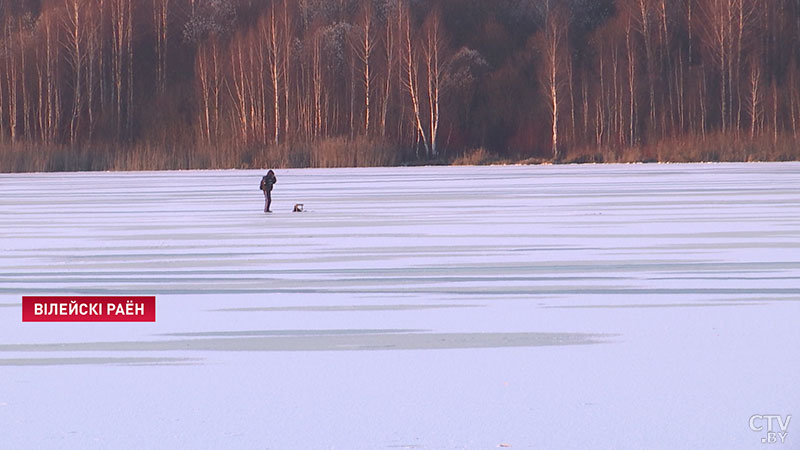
154 0 169 95
400 5 429 157
381 6 395 138
423 12 444 157
354 3 376 136
65 0 84 144
541 6 566 160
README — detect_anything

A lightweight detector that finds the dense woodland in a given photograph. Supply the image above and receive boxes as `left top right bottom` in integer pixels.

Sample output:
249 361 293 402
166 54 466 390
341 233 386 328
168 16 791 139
1 0 800 172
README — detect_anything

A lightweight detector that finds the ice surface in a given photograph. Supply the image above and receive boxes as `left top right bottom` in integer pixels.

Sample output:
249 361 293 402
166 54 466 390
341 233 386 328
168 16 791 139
0 163 798 449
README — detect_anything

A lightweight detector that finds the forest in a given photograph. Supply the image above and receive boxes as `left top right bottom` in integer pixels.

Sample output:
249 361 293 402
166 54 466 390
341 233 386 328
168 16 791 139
1 0 800 172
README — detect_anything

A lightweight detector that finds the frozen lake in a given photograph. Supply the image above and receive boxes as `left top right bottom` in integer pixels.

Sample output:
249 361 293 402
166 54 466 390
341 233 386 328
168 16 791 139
1 163 798 449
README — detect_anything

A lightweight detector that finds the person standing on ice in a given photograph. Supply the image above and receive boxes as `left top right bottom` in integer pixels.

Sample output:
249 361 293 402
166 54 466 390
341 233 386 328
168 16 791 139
260 170 277 213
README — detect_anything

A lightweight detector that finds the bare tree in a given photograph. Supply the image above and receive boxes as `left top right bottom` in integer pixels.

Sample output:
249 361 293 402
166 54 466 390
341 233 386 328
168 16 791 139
698 0 756 135
625 14 637 146
97 0 108 107
111 0 133 136
45 11 60 143
282 0 292 142
153 0 169 95
734 0 759 135
352 1 377 135
228 31 251 144
64 0 87 143
746 60 761 138
567 47 576 144
421 10 447 157
0 25 5 141
687 0 694 65
772 79 778 145
195 40 222 145
2 21 15 141
86 5 100 139
260 4 283 146
789 62 799 139
184 0 236 146
400 4 427 156
36 41 44 142
539 5 568 160
311 30 324 138
657 0 675 136
635 0 656 136
18 16 32 140
126 1 133 135
380 0 398 138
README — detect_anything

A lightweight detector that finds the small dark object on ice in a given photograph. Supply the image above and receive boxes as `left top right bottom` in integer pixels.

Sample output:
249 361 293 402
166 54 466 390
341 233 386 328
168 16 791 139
293 204 304 212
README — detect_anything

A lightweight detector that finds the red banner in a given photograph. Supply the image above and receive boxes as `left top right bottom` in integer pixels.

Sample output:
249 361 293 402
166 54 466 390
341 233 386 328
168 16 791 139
22 296 156 322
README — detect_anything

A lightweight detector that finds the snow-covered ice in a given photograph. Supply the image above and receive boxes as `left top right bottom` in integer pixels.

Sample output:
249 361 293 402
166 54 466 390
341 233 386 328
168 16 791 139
0 163 798 449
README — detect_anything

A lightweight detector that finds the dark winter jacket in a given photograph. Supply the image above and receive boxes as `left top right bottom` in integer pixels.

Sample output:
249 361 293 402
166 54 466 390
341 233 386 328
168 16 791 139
260 170 277 192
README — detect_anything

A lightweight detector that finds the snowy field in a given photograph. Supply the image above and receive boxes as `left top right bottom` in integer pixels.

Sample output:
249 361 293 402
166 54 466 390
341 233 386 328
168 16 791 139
0 163 799 449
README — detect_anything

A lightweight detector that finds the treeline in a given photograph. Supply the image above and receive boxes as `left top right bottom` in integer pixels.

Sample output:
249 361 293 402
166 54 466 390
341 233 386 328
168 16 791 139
1 0 800 172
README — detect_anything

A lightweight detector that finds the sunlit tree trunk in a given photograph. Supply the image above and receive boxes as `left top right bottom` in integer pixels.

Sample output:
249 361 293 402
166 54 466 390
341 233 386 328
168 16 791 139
255 26 268 144
18 18 31 141
36 47 45 142
261 6 282 146
229 36 250 144
153 0 169 95
540 6 567 160
97 0 107 107
747 61 761 139
772 80 778 145
312 33 323 139
126 1 133 136
700 66 707 139
400 5 428 156
422 11 445 157
626 15 637 146
611 45 621 146
676 47 685 132
790 63 798 139
0 26 6 141
112 0 131 136
282 0 292 142
87 9 98 140
656 0 666 135
581 74 589 139
197 46 210 144
350 56 356 141
598 47 606 147
687 0 694 65
195 40 222 146
65 0 85 144
699 0 732 134
354 2 376 136
381 6 396 138
636 0 656 137
567 48 577 145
